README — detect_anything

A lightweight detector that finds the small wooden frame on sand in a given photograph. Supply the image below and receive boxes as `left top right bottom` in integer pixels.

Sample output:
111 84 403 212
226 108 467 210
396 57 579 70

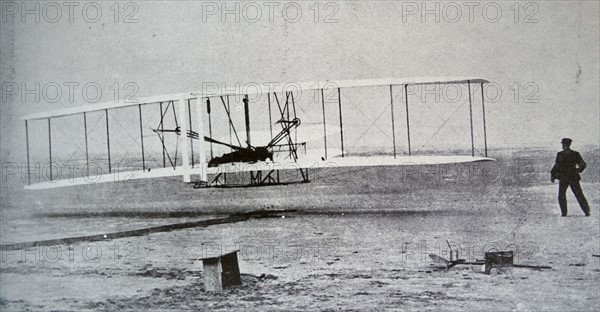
200 250 242 291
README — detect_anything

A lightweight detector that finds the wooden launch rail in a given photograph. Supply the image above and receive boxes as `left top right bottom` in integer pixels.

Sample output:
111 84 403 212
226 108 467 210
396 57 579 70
5 209 295 249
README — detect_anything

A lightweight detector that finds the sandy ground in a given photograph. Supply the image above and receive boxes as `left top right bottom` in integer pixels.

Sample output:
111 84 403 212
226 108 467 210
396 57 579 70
0 148 599 311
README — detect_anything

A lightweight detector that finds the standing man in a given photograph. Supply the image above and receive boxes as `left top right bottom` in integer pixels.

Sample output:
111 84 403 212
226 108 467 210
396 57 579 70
551 138 591 217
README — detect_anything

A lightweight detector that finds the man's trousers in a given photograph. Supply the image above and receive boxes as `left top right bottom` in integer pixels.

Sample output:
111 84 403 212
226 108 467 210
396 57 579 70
558 179 591 216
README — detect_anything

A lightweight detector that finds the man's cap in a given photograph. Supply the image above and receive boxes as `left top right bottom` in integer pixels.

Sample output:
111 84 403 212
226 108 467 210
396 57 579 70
561 138 572 145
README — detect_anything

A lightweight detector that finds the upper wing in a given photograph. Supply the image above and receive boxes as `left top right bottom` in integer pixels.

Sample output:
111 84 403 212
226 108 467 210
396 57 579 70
21 77 489 121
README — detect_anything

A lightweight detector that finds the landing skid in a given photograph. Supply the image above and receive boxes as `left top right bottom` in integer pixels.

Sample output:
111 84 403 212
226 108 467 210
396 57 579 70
193 168 310 188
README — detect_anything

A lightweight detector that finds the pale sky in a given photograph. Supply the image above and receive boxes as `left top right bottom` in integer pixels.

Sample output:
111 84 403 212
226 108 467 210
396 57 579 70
2 1 599 165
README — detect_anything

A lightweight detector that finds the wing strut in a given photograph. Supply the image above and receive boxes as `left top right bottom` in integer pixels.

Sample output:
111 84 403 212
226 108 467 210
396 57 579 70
227 95 233 151
48 118 52 180
404 84 412 156
84 112 90 176
390 85 397 159
105 109 112 174
195 98 207 182
25 120 30 185
338 87 345 158
467 80 474 157
187 100 194 168
159 102 166 167
207 98 213 158
291 92 298 154
138 104 145 171
481 82 488 157
267 93 273 140
289 92 299 159
244 95 251 147
320 89 328 160
178 97 191 182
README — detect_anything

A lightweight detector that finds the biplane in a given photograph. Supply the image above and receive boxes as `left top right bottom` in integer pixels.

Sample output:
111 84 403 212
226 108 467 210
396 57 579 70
21 77 493 190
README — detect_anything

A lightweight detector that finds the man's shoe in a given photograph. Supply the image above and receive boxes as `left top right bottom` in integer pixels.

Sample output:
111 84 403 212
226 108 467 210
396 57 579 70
585 213 590 217
561 215 567 217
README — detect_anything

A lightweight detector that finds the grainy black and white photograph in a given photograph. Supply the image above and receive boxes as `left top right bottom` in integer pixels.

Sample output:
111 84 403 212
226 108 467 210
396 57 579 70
1 0 599 311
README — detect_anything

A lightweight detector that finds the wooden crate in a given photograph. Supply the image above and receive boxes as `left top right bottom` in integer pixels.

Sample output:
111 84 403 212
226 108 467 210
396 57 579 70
200 250 242 291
